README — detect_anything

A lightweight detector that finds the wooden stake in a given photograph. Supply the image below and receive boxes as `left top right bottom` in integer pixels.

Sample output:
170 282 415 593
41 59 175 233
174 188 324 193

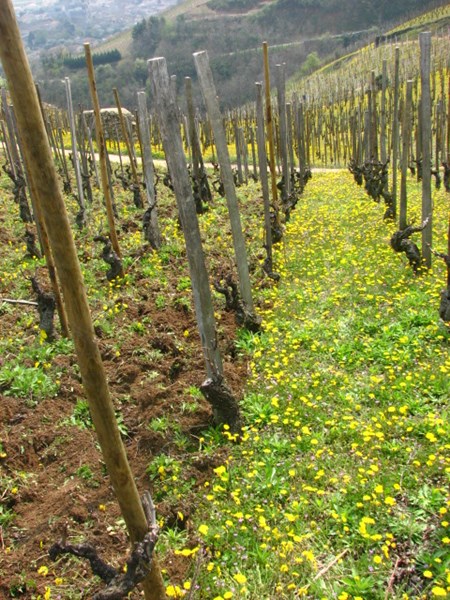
147 56 223 380
276 63 290 203
399 80 413 230
84 43 123 267
193 50 256 315
137 90 161 249
391 47 400 220
255 82 273 272
113 87 143 208
65 78 85 218
262 42 279 209
0 4 165 598
420 32 433 268
380 60 387 163
185 77 202 182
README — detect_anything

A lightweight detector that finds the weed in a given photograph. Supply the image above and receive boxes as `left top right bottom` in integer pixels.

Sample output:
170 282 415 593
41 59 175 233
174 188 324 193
66 399 92 429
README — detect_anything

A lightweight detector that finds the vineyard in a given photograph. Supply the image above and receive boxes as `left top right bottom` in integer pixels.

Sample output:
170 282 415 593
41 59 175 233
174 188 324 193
0 1 450 599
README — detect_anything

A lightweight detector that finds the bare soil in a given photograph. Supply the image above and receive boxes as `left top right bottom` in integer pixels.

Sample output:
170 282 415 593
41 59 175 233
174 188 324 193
0 275 248 598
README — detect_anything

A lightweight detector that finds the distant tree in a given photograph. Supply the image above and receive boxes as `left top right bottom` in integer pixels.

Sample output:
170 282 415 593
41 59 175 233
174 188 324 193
133 59 148 86
132 16 166 59
301 52 321 75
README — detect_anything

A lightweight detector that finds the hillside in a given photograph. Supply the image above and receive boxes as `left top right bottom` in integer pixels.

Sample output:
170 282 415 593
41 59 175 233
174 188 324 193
36 0 448 110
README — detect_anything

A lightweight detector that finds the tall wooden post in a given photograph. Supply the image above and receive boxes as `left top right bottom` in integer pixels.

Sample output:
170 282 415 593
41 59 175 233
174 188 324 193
391 47 400 220
148 57 223 380
255 82 274 274
137 91 161 249
233 115 244 185
0 3 165 599
297 101 306 180
420 32 432 268
447 75 450 163
185 77 202 183
276 63 290 203
193 50 256 318
113 87 143 208
262 42 279 209
65 78 85 220
84 43 123 268
148 57 242 431
380 60 387 163
399 80 413 230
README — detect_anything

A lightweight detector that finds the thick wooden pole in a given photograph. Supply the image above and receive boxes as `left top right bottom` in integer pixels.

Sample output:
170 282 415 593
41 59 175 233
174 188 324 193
81 111 100 187
137 90 161 249
391 47 400 220
84 43 123 266
380 60 387 163
447 75 450 163
276 63 290 203
297 101 306 179
399 80 413 230
148 56 223 380
193 50 255 315
255 82 273 271
262 42 279 208
233 115 244 185
65 77 85 217
420 32 432 268
185 77 202 182
113 87 143 208
0 5 165 599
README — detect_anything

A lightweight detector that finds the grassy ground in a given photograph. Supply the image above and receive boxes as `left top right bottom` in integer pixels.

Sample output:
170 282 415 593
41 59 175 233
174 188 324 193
1 169 449 599
167 171 450 599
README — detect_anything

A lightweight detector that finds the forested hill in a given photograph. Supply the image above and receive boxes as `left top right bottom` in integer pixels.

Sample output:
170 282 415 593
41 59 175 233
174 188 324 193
38 0 447 110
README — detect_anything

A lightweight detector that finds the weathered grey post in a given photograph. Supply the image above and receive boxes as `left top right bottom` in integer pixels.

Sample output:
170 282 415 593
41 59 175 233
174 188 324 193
400 80 413 230
233 115 244 185
0 3 166 598
276 63 290 203
65 78 85 220
370 70 378 160
250 127 258 180
263 42 280 211
286 103 295 177
297 101 306 180
2 90 21 172
363 109 370 160
193 50 257 322
420 32 432 268
435 100 442 172
137 91 161 249
185 77 202 182
447 75 450 163
380 60 388 163
239 126 249 184
416 94 423 181
391 47 400 220
76 109 93 205
0 118 15 174
148 56 222 379
81 110 100 188
148 57 242 431
57 126 71 192
256 82 274 276
113 87 144 208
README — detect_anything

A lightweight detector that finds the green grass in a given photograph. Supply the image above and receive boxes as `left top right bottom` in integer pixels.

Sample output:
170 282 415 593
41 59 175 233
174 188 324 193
1 163 449 599
171 171 450 599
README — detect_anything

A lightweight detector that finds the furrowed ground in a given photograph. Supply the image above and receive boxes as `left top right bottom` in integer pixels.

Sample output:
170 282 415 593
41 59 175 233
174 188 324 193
0 169 449 599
